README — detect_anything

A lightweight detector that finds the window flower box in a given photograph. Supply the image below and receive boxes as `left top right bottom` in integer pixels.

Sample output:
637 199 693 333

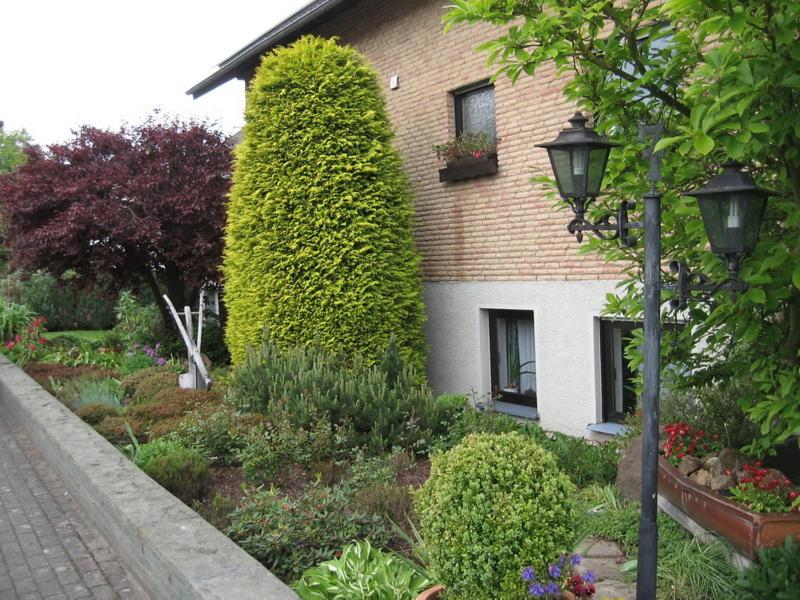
438 152 498 182
658 456 800 559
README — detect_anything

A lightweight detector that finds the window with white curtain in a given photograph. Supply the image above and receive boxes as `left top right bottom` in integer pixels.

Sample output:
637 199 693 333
489 310 537 406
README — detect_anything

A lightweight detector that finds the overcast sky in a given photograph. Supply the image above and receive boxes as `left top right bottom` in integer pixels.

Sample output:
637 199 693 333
1 0 311 145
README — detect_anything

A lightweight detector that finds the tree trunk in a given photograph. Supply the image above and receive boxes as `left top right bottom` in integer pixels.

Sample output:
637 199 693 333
143 270 173 328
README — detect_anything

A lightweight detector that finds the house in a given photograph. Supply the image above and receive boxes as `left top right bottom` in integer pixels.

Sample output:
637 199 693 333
188 0 637 437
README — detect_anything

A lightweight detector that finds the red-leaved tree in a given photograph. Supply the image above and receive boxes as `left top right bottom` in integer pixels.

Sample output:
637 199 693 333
0 117 231 324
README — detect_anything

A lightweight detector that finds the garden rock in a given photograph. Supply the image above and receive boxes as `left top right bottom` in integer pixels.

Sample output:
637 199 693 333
705 456 721 475
689 468 712 487
678 455 703 477
718 448 746 474
615 434 642 501
710 472 735 491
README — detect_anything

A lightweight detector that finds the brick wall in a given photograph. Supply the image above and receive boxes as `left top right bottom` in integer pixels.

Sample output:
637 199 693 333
310 0 623 282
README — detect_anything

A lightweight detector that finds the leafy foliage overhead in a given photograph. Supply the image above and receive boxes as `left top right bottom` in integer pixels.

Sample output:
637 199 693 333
446 0 800 452
0 124 31 174
0 116 231 312
223 36 426 369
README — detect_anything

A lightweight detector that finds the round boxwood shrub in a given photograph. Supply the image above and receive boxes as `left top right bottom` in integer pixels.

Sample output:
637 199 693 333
414 432 577 600
222 35 426 370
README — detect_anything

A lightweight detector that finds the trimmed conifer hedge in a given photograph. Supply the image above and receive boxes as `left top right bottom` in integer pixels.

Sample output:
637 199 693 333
223 36 427 369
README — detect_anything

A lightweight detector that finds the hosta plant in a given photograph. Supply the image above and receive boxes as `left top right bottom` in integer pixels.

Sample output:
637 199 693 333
292 540 430 600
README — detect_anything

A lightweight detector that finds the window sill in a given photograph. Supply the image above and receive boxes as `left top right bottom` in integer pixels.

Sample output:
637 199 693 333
438 153 498 183
587 422 629 436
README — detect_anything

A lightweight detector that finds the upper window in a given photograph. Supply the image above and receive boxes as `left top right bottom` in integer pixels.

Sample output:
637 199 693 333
455 83 496 143
489 310 536 407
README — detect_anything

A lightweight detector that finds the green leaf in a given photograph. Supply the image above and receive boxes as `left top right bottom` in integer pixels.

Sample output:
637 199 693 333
736 60 753 85
652 136 685 153
693 131 714 155
745 287 766 304
792 263 800 289
781 74 800 88
748 122 769 134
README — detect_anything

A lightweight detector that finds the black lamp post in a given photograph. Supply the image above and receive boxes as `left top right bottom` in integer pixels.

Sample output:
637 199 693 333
537 114 772 600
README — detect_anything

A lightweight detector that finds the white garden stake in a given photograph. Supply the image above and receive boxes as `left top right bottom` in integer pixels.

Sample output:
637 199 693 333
163 294 211 390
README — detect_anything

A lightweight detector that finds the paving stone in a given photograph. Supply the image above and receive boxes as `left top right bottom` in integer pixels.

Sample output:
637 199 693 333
0 399 147 599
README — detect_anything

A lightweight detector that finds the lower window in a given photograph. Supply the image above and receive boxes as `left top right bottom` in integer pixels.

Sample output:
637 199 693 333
489 310 537 407
599 319 640 423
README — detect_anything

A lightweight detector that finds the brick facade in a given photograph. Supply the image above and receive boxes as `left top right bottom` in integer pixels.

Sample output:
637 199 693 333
305 0 624 282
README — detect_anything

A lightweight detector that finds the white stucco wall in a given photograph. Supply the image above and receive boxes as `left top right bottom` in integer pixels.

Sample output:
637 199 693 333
423 279 622 437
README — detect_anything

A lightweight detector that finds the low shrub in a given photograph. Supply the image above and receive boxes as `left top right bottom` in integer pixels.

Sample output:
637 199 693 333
0 300 36 342
120 365 172 399
435 404 618 488
414 432 576 600
527 428 618 487
736 536 800 600
293 540 430 600
113 291 162 346
17 270 116 331
125 388 219 425
237 410 339 483
227 338 455 454
141 446 210 504
227 482 390 582
132 437 185 469
171 403 249 465
75 403 120 426
119 351 158 377
661 377 759 450
94 416 146 445
130 371 178 404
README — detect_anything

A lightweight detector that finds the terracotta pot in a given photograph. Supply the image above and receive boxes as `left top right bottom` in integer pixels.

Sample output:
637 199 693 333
416 584 444 600
658 456 800 559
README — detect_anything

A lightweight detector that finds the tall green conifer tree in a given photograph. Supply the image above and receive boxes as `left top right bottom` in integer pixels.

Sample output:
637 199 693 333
223 36 427 370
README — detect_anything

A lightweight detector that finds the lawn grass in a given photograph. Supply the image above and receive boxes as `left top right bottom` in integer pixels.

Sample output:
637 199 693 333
43 330 109 342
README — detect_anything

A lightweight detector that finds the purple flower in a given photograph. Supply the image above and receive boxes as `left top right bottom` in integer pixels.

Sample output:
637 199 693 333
155 357 166 366
584 570 597 584
570 554 582 566
528 582 546 597
521 566 536 582
558 554 566 567
544 582 561 595
548 564 561 579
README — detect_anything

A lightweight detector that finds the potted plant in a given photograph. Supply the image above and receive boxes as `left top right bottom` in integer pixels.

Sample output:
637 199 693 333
433 132 498 182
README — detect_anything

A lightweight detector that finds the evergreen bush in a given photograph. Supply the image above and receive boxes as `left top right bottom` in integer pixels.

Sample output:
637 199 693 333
222 35 426 370
414 433 577 600
141 446 210 504
227 337 452 453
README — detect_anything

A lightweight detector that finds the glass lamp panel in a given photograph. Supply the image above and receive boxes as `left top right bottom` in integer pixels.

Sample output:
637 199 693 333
743 195 767 254
550 148 576 197
571 146 589 197
699 195 749 255
587 147 610 196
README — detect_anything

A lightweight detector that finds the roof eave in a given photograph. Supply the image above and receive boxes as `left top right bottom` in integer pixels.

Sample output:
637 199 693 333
186 0 351 99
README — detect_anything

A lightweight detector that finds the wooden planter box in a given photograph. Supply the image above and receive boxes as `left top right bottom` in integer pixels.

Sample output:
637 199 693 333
438 153 498 182
658 456 800 559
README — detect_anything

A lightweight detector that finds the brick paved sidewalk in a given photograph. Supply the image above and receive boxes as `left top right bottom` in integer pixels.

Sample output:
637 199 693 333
0 399 146 600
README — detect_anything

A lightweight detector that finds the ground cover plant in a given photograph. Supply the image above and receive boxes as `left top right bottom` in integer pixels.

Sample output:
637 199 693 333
223 35 426 370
